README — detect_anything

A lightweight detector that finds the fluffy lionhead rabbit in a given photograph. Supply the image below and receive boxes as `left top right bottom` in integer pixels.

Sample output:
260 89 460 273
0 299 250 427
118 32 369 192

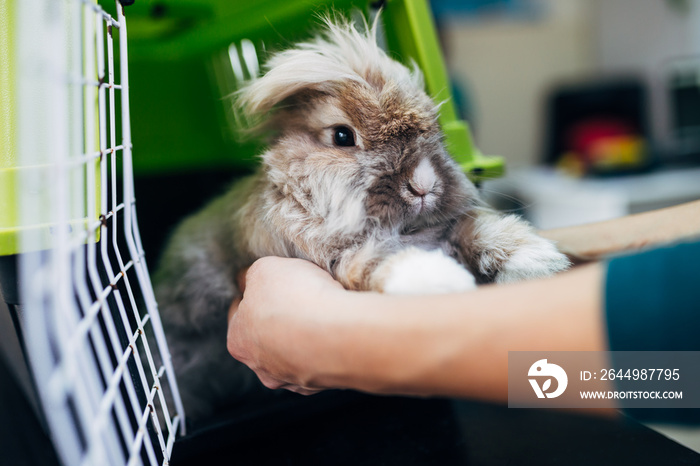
153 16 570 421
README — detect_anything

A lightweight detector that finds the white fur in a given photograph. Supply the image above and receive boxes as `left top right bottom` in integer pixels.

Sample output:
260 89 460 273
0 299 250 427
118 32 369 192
496 237 571 283
322 178 367 236
380 248 477 295
470 211 565 279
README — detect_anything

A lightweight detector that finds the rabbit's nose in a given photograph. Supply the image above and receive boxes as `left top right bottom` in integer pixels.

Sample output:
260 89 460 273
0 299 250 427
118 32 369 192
408 158 437 197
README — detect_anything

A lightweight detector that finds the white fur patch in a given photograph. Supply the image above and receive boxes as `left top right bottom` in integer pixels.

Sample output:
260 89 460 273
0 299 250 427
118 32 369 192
325 186 366 236
410 158 437 196
315 171 367 236
496 237 571 284
470 210 570 283
379 248 477 295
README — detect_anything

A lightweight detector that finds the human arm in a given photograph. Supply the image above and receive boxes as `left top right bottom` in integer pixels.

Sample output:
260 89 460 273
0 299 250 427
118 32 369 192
227 257 606 401
539 199 700 262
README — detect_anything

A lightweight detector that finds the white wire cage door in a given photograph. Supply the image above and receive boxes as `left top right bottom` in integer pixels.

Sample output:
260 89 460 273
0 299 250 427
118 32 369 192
14 1 186 465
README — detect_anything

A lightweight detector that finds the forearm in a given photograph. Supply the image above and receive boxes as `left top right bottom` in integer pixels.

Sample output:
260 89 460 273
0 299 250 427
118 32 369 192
313 263 606 402
540 200 700 261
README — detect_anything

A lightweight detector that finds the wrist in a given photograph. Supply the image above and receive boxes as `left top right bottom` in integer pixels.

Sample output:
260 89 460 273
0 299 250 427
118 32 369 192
302 291 411 392
308 292 468 396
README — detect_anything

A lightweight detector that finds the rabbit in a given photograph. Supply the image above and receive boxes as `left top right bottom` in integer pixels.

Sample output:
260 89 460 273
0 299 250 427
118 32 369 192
152 15 570 422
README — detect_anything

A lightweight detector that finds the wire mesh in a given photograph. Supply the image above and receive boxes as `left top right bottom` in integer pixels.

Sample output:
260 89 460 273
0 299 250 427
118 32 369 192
14 1 185 465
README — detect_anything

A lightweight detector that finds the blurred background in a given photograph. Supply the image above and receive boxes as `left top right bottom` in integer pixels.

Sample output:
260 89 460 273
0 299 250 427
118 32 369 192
432 0 700 228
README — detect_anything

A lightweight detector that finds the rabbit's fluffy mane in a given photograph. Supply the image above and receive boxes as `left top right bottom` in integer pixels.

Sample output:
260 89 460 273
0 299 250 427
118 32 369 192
237 15 427 124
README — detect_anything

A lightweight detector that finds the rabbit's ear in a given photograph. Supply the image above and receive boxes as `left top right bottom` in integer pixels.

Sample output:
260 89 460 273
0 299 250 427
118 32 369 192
236 13 425 131
236 49 362 118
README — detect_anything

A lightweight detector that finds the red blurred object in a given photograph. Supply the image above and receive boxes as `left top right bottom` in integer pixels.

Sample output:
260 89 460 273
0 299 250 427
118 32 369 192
566 118 636 164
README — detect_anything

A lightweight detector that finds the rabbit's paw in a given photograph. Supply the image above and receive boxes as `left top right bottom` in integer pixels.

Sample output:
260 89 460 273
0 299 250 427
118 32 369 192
495 237 571 284
375 248 476 295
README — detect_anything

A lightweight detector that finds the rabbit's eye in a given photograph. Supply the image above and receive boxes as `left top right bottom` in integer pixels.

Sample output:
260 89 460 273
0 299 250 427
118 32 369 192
333 126 355 147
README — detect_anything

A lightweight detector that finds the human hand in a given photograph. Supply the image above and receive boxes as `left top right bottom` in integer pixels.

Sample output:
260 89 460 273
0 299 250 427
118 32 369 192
227 256 346 395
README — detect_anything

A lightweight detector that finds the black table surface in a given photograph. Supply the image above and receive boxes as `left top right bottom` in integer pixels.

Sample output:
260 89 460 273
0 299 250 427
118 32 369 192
3 353 699 466
172 390 700 466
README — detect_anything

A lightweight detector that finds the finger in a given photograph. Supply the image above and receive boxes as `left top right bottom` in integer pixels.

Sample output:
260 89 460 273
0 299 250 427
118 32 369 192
283 386 323 396
276 382 323 395
258 373 286 390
